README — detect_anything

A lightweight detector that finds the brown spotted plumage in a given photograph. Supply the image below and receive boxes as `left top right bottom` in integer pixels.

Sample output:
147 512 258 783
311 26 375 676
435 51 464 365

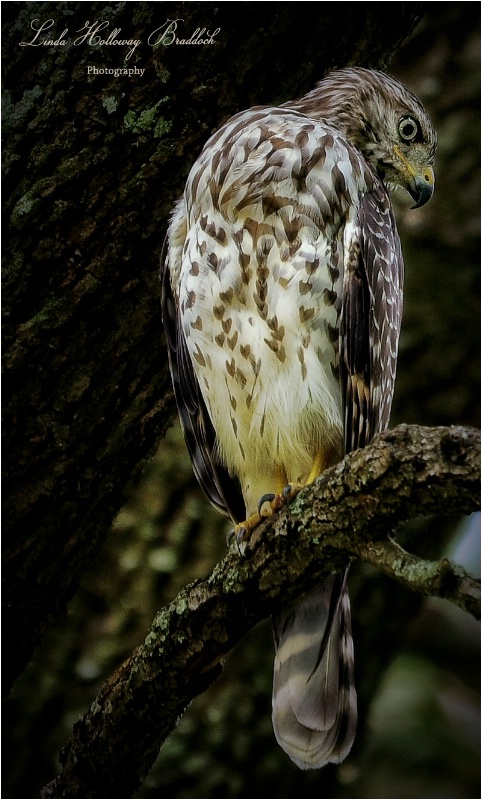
162 67 436 769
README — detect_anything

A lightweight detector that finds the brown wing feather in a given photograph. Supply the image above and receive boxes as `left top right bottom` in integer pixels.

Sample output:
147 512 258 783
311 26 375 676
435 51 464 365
160 241 245 523
341 185 404 454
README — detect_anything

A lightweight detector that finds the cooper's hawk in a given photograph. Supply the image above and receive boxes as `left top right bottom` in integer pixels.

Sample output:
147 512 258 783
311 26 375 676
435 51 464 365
162 67 436 769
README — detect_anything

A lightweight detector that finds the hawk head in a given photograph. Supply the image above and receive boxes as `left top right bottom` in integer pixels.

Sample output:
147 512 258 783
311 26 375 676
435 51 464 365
288 67 437 208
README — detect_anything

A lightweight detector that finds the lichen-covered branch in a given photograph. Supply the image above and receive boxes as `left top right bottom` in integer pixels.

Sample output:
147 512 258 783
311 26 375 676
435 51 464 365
352 538 480 619
42 424 480 799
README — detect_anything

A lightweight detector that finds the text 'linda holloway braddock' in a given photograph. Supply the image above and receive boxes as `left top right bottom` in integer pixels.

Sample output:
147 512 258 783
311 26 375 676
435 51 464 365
19 18 221 62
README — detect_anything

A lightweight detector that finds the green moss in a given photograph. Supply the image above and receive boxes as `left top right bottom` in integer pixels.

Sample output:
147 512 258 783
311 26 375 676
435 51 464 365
123 97 170 136
10 193 40 228
2 85 43 134
151 609 170 633
13 194 34 217
174 596 188 615
29 142 54 169
288 492 307 516
17 296 65 333
155 65 171 83
10 176 58 228
55 148 93 181
50 199 70 222
154 117 173 138
102 95 119 115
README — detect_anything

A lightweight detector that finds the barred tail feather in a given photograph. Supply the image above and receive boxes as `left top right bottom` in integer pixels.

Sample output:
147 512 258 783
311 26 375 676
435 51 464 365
271 572 357 769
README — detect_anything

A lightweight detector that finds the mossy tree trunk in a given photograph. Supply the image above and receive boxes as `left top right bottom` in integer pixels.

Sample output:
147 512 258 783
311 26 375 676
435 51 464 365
2 1 425 694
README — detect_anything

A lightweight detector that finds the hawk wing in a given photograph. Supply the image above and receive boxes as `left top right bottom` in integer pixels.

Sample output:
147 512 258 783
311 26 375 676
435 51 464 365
272 182 403 769
341 185 403 453
161 235 246 524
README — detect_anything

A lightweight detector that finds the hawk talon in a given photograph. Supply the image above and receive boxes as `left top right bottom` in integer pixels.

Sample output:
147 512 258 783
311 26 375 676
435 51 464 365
258 493 276 515
282 482 304 503
282 484 293 501
232 512 264 545
257 485 304 519
227 525 248 551
236 525 248 545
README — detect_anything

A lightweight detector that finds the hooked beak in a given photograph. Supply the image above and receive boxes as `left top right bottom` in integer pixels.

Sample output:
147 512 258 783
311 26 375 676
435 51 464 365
407 167 435 208
394 146 435 208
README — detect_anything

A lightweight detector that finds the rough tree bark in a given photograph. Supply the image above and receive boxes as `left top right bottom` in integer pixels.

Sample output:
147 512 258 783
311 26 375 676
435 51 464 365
3 1 426 694
40 424 480 799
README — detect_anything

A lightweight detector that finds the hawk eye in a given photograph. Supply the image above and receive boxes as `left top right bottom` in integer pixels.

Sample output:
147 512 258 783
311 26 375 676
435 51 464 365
398 115 419 142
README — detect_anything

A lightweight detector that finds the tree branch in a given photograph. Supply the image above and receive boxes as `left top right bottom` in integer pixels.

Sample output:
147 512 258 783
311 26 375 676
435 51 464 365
352 537 480 619
42 424 480 799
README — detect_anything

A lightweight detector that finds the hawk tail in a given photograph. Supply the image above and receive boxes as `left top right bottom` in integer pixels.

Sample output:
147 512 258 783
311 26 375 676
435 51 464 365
271 571 357 769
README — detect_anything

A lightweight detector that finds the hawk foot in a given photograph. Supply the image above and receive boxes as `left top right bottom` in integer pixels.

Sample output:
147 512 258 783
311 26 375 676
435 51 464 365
231 512 263 545
281 482 305 503
231 483 308 546
228 483 303 545
258 483 305 512
257 492 286 515
231 492 286 546
259 481 307 511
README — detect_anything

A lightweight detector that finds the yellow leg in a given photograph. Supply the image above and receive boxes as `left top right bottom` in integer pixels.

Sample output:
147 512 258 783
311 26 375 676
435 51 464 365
306 448 325 485
256 466 289 516
233 452 325 544
233 466 288 543
277 447 329 504
275 466 289 494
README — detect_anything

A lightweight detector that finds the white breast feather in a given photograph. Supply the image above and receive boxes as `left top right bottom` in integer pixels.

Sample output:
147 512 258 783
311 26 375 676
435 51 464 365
172 109 369 512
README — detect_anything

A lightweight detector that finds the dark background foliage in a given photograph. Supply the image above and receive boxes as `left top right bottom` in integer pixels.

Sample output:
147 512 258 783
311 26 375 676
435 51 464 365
2 3 480 798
